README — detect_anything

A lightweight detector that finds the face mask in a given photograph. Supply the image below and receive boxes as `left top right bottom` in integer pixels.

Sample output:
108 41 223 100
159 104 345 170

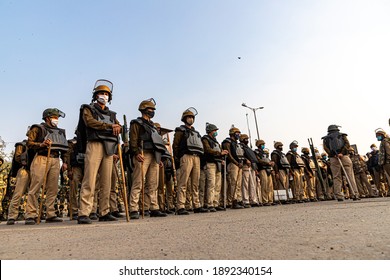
322 156 328 161
371 147 377 151
212 131 218 137
146 110 155 118
243 140 249 145
186 118 194 125
377 136 383 141
278 146 283 151
234 133 240 140
315 152 320 157
260 144 265 150
50 119 59 127
97 94 108 105
292 147 297 152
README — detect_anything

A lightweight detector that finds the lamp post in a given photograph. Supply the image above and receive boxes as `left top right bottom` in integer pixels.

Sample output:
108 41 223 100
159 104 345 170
241 103 264 140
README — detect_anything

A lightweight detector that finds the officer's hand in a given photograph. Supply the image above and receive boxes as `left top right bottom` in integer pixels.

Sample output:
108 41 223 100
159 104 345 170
113 154 119 162
275 173 280 180
136 154 145 162
337 153 343 158
112 124 121 136
238 163 243 169
62 163 68 172
68 170 73 180
221 150 228 156
159 161 164 168
41 139 52 147
270 161 275 167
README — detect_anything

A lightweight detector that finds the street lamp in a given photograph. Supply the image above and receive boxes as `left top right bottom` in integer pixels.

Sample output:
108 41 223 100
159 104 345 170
242 103 264 140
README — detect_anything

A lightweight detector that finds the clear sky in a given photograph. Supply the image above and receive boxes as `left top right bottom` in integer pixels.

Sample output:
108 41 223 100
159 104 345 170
1 0 389 158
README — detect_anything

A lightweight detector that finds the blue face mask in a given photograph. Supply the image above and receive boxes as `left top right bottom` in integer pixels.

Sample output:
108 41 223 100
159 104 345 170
260 145 265 150
212 131 218 137
322 156 328 161
292 147 297 152
377 135 383 141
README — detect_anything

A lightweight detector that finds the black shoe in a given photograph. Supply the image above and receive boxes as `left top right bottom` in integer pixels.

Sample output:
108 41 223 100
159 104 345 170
177 208 190 215
337 198 344 202
215 206 226 211
111 211 124 218
71 214 78 221
40 214 46 220
143 210 150 216
194 207 209 213
46 216 63 223
89 213 98 220
165 209 174 214
25 218 36 225
208 207 217 212
243 204 251 208
186 208 194 212
7 219 15 225
99 213 118 222
77 216 92 224
130 211 140 219
232 204 244 209
150 210 168 217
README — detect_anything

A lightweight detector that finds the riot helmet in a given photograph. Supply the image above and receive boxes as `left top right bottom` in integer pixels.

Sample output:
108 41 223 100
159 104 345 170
205 123 218 134
327 124 340 133
42 108 65 120
92 79 113 102
181 107 198 123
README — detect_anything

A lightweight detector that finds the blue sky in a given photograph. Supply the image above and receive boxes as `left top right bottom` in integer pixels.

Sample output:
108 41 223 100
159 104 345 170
1 0 389 157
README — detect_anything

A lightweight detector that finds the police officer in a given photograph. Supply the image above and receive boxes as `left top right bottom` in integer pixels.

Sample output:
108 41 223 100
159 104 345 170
201 123 228 212
348 147 373 197
7 140 31 225
322 125 360 201
301 147 318 201
77 80 121 224
129 99 168 219
271 142 292 203
376 128 390 195
173 107 208 215
0 157 8 219
239 134 260 207
222 127 245 209
255 140 275 206
25 108 68 225
286 141 305 203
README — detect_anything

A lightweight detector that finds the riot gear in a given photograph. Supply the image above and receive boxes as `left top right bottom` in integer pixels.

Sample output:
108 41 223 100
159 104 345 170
42 108 65 120
181 107 198 122
92 79 113 102
327 124 340 132
138 98 156 111
205 123 218 134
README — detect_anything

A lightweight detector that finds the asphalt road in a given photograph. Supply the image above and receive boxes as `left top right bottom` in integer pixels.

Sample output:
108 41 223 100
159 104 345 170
1 197 389 260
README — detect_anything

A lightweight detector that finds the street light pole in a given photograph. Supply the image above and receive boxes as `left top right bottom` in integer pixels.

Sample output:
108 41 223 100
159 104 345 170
242 103 264 140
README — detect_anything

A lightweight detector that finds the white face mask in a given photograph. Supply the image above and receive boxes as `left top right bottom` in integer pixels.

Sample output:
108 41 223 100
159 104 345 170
97 94 108 105
371 147 377 151
51 119 59 127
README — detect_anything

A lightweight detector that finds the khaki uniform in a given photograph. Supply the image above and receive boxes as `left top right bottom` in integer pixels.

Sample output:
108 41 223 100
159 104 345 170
379 137 390 195
129 118 164 213
25 124 68 220
323 132 359 199
271 149 291 201
79 105 119 217
350 153 373 197
255 149 274 204
173 127 203 210
0 165 8 215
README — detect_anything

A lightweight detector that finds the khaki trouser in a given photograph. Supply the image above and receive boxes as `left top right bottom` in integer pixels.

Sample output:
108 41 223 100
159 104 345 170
330 156 359 199
70 166 83 214
110 163 119 212
291 168 305 201
8 168 30 220
26 155 60 219
79 141 113 217
158 166 175 211
277 169 291 200
176 154 201 210
354 172 372 197
304 173 316 199
382 164 390 195
227 163 242 203
198 168 207 207
205 162 222 208
259 169 273 204
129 151 159 212
242 166 259 204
